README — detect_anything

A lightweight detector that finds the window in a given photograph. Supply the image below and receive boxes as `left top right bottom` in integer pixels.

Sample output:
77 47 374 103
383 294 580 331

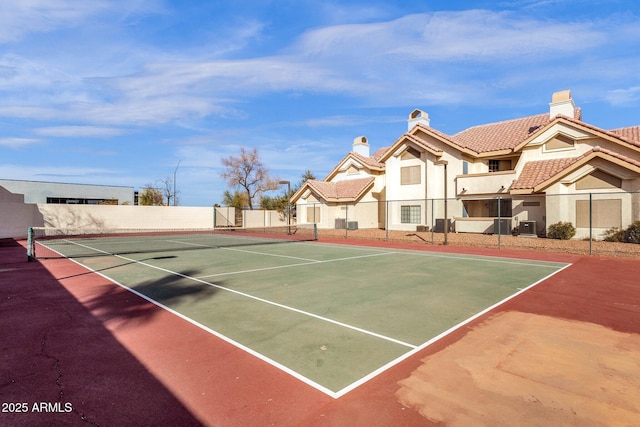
401 205 421 223
46 197 118 205
576 170 622 190
401 165 421 185
488 159 511 173
576 199 621 228
462 199 512 217
306 206 320 223
488 198 512 217
545 134 575 151
463 161 468 175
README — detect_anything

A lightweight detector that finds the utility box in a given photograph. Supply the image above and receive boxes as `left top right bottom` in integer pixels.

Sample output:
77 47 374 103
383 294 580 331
335 218 346 229
416 225 429 232
346 221 358 230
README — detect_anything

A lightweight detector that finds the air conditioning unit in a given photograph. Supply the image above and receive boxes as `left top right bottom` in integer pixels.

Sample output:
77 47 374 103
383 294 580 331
346 221 358 230
434 219 451 233
493 218 512 235
519 220 537 236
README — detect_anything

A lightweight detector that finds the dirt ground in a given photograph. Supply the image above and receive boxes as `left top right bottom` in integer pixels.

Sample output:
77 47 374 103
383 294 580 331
318 228 640 258
396 311 640 426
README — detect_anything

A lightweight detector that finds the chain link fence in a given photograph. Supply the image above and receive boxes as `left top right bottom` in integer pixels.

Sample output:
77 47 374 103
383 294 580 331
289 191 640 257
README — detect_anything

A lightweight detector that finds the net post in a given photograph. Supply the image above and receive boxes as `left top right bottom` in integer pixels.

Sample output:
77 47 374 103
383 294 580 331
27 227 34 261
313 223 318 241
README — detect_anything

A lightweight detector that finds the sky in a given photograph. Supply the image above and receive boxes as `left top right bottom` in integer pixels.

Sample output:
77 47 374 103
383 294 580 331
1 0 640 206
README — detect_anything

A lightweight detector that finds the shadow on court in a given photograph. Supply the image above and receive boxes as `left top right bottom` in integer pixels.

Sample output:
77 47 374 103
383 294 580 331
78 267 220 331
0 239 203 426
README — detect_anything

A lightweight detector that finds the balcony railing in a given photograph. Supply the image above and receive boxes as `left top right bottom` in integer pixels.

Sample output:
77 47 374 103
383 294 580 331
456 170 517 196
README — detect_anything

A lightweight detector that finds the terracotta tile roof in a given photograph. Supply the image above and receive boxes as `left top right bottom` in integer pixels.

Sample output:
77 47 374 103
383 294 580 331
607 125 640 147
377 128 445 163
411 124 457 151
546 116 640 150
452 108 582 153
512 145 640 191
372 146 391 161
349 151 384 169
594 145 640 168
305 177 375 202
453 113 552 153
401 132 443 154
324 147 388 181
511 157 577 190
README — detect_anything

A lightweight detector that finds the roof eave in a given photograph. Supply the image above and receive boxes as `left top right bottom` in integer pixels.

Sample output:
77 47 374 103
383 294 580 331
379 128 450 162
509 188 534 195
517 116 640 154
532 151 640 192
474 149 514 158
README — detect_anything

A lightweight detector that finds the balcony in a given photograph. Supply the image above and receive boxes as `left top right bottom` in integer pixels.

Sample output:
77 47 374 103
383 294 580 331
456 170 517 196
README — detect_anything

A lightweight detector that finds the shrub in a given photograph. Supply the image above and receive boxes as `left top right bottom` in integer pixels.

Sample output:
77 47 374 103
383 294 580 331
603 227 626 242
625 221 640 244
547 221 576 240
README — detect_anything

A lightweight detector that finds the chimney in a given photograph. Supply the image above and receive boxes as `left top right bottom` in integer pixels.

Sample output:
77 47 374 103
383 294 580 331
549 90 575 119
408 109 430 131
352 136 370 157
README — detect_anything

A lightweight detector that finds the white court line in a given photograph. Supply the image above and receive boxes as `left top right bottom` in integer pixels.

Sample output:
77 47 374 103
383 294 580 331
304 241 568 268
57 246 337 397
331 261 574 398
165 239 320 262
66 240 415 351
57 238 571 399
195 251 395 279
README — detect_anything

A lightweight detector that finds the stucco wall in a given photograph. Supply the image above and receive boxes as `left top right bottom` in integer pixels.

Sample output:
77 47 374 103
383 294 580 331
36 205 216 230
1 198 288 239
243 209 288 228
0 187 43 239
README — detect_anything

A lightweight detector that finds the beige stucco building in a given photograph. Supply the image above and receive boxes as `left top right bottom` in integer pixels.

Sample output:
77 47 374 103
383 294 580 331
292 91 640 239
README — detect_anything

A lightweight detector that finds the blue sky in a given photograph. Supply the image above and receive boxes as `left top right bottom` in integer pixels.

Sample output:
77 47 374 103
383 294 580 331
1 0 640 206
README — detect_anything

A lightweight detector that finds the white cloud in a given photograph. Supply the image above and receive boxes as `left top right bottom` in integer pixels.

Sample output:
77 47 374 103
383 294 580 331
0 0 164 44
0 1 107 43
292 11 603 63
33 126 127 137
0 137 41 148
605 86 640 106
1 7 639 128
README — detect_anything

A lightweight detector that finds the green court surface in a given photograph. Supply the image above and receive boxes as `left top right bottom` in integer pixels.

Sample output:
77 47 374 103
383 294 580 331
39 234 569 396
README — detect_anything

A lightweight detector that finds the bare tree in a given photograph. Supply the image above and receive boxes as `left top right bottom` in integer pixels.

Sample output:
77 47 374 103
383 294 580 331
158 177 179 206
220 147 278 209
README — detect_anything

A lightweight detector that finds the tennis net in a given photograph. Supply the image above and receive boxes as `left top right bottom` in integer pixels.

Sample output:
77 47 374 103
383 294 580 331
27 223 318 260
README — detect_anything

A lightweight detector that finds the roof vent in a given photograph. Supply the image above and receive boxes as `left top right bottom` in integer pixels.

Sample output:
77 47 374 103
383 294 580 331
549 90 575 119
408 109 430 131
352 136 370 157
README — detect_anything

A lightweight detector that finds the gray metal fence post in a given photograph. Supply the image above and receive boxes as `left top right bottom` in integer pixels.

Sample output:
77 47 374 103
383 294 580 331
498 196 501 249
385 200 389 241
345 202 348 239
589 192 593 256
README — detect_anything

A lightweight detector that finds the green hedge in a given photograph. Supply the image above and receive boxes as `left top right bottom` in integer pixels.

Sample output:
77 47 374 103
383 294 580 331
547 222 576 240
603 221 640 244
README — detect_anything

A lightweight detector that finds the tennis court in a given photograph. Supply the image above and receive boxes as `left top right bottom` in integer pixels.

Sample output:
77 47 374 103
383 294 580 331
28 225 569 397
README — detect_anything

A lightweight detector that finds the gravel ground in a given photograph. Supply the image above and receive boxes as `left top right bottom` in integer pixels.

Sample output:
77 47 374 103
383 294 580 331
318 228 640 259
